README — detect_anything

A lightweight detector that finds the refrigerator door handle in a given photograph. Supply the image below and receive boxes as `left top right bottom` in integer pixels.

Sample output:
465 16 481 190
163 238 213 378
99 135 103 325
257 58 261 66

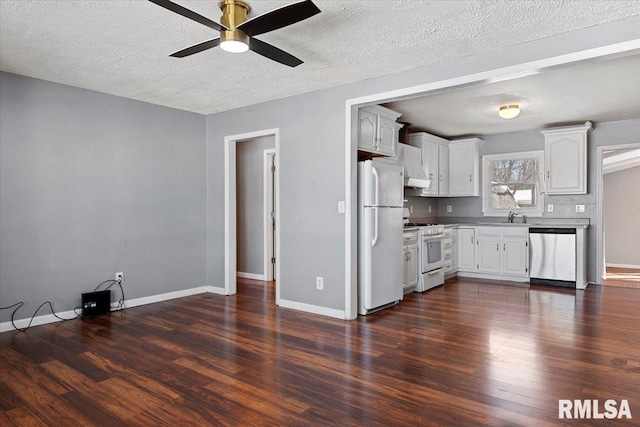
372 166 379 207
372 207 379 247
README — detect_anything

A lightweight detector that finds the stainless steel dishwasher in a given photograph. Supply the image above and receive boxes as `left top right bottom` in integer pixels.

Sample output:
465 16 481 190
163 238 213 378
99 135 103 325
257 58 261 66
529 227 576 287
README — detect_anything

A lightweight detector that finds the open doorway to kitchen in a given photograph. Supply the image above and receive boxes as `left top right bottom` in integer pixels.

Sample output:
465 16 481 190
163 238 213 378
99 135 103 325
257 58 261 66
224 129 280 303
597 143 640 289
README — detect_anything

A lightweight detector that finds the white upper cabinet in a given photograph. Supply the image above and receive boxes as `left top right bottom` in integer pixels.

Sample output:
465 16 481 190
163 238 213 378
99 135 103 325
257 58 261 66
408 132 449 196
541 121 592 195
448 138 482 197
357 105 402 157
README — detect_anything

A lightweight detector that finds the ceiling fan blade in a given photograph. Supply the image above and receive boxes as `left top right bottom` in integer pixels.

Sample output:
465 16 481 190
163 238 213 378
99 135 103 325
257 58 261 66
237 0 320 37
249 38 303 67
170 38 221 58
148 0 227 32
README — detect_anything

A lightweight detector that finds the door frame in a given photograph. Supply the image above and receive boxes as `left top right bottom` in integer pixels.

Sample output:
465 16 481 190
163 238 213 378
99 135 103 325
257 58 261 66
224 128 280 303
344 40 640 319
263 149 276 282
595 142 640 283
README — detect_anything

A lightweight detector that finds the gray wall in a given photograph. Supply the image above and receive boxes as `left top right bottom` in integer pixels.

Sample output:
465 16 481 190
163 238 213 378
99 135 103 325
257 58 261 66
237 135 275 276
206 17 640 311
0 72 207 322
437 119 640 282
405 196 438 223
604 165 640 267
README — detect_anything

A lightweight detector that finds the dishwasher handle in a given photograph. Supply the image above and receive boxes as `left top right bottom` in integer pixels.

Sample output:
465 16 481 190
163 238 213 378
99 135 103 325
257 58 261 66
529 227 576 234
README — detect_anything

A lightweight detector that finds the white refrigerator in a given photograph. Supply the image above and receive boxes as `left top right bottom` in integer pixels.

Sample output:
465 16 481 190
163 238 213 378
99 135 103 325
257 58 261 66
358 159 404 315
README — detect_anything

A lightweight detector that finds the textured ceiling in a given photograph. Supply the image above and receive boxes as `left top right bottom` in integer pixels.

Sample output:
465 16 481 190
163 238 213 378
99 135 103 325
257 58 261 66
385 53 640 137
1 1 640 115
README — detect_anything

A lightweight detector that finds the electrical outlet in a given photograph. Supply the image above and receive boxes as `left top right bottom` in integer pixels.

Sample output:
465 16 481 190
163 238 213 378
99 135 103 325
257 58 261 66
316 276 324 290
447 205 452 213
338 201 345 213
547 204 554 213
576 204 585 213
115 272 124 283
428 205 432 213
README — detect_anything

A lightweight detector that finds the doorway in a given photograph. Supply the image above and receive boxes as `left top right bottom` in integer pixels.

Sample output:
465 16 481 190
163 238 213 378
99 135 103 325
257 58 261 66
597 144 640 288
224 128 280 303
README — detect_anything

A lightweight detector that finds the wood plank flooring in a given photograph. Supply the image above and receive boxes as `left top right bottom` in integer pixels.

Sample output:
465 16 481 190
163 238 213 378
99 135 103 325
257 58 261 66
603 267 640 289
1 278 639 426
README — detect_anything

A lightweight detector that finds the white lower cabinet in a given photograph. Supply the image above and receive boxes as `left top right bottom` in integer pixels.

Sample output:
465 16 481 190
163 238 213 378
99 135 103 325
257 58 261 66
403 230 419 293
458 226 529 280
457 227 476 271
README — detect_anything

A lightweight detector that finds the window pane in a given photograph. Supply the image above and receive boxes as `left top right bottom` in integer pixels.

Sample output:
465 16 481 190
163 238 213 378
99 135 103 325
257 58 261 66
490 158 537 183
490 183 537 209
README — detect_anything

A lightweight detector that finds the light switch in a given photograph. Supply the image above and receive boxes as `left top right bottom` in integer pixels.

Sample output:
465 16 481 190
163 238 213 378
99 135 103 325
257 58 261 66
338 201 345 214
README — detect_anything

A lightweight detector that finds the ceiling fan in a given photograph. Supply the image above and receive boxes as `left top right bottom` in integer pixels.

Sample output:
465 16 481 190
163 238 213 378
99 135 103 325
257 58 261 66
149 0 321 67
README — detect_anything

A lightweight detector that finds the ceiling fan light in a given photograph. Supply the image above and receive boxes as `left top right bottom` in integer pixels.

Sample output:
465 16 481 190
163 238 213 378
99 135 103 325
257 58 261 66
220 40 249 53
220 29 250 53
499 104 520 119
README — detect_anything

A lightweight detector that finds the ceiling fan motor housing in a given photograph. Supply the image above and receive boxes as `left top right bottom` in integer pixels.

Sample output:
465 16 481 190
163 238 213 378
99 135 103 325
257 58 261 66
219 0 250 46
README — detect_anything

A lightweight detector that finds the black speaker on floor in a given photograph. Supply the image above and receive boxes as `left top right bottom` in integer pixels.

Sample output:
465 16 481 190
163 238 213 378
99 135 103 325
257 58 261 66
81 290 111 318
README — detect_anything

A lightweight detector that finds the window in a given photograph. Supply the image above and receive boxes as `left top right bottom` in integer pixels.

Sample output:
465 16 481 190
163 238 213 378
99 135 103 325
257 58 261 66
482 150 544 216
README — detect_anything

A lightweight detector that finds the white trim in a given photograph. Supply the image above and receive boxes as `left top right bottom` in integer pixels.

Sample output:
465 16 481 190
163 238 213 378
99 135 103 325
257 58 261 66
603 149 640 174
456 272 530 283
481 150 545 217
206 286 227 295
279 298 347 320
346 40 640 317
224 135 237 296
237 272 266 281
224 128 280 302
0 286 211 333
263 148 276 282
606 263 640 270
596 143 640 284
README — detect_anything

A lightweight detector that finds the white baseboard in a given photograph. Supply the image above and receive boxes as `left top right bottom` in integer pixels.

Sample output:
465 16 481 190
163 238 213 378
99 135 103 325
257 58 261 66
278 298 346 320
0 309 79 333
1 285 210 333
456 271 530 284
206 286 227 295
237 272 266 281
1 286 348 333
606 263 640 270
111 286 210 310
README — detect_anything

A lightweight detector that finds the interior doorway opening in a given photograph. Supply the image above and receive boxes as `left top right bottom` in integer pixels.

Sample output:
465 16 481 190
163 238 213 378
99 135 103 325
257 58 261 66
598 144 640 288
225 128 280 303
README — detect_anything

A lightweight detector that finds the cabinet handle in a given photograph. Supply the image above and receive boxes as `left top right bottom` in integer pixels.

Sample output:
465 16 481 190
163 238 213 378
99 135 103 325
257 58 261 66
496 243 499 251
471 236 474 244
503 243 506 251
547 171 550 180
469 174 472 182
439 174 442 182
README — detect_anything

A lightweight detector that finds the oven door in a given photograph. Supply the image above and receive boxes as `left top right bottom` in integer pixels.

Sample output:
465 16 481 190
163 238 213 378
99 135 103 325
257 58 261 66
422 237 444 272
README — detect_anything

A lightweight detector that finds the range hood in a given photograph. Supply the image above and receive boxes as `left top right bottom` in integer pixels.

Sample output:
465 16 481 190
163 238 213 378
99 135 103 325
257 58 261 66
398 143 430 189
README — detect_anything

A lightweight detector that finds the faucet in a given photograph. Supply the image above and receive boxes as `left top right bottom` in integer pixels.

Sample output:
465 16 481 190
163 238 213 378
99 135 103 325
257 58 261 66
507 211 519 223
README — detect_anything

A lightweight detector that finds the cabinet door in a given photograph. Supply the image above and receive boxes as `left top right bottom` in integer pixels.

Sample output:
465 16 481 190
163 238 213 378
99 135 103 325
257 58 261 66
502 238 528 276
452 229 459 271
476 237 501 273
545 132 587 194
438 144 449 195
402 246 409 289
407 243 419 288
377 115 397 156
421 142 440 196
448 142 476 196
357 109 378 153
457 228 476 271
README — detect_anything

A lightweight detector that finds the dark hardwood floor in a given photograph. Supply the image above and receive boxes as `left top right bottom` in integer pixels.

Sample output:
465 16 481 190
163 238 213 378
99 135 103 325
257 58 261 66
1 278 639 426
